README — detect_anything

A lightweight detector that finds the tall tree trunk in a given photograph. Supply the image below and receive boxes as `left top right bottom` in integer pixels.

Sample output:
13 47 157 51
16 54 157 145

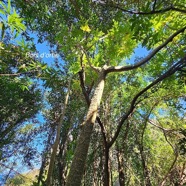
115 122 130 186
116 148 125 186
104 147 110 186
139 111 153 186
38 128 54 185
58 136 68 186
140 149 151 186
46 80 71 186
66 70 106 186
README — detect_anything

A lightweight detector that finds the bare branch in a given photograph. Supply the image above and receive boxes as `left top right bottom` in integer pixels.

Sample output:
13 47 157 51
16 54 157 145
0 73 21 77
147 119 177 152
96 116 108 147
107 4 186 14
148 119 175 132
0 70 39 77
78 68 91 105
105 26 186 74
152 0 157 11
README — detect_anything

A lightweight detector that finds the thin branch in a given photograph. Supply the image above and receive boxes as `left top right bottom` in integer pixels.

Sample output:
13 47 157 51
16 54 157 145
0 70 39 77
137 106 155 186
76 44 101 73
140 105 156 145
163 130 175 153
105 26 186 74
152 0 157 11
78 68 91 105
159 153 179 186
107 4 186 14
122 162 142 184
147 119 176 152
96 116 108 147
148 119 175 132
108 56 186 147
0 162 34 183
0 73 22 77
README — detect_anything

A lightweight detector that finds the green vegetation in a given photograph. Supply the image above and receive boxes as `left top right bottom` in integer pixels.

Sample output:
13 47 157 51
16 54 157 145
0 0 186 185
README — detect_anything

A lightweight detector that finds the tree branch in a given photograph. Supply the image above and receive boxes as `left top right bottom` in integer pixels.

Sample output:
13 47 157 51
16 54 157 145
77 44 101 73
107 4 186 14
152 0 157 11
105 26 186 74
78 68 107 143
96 116 108 147
108 56 186 147
0 70 39 77
159 152 179 186
148 119 175 132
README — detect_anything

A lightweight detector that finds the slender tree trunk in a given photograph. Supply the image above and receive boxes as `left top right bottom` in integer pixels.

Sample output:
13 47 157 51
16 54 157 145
58 140 68 186
46 80 71 186
66 70 106 186
115 122 130 186
58 156 63 186
104 147 110 186
140 149 151 186
38 128 54 186
116 148 125 186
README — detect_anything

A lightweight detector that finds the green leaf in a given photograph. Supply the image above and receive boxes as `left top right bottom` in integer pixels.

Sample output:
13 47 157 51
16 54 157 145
0 2 7 13
7 0 11 14
0 8 5 15
69 62 80 74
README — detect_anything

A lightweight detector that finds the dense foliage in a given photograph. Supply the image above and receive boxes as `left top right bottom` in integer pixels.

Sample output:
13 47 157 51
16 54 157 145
0 0 186 186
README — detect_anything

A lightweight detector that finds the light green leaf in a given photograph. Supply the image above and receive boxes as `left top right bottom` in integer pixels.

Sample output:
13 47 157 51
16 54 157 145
0 8 5 15
0 2 7 13
7 0 11 14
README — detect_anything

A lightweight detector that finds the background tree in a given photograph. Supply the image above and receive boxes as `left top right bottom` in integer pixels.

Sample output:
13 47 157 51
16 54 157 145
0 0 44 183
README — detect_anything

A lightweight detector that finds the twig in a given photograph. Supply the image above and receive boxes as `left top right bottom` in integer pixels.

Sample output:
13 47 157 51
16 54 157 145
106 4 186 14
76 44 101 73
0 162 34 182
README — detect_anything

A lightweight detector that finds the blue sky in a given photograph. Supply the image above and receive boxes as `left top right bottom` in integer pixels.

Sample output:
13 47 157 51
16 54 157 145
1 1 148 184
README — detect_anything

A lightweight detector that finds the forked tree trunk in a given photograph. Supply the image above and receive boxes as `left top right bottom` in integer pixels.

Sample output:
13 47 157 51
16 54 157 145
66 70 106 186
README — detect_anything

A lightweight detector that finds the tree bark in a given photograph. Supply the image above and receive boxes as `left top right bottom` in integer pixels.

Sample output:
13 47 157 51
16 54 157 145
57 132 68 186
140 149 151 186
117 149 125 186
103 147 110 186
46 80 71 186
37 130 53 186
66 70 106 186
